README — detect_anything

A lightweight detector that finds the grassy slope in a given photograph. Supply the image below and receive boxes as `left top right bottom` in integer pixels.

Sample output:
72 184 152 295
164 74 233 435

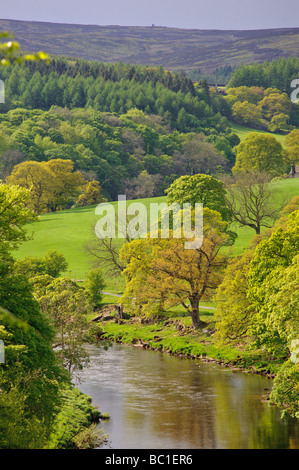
15 179 299 289
15 196 165 289
1 18 299 73
230 122 287 144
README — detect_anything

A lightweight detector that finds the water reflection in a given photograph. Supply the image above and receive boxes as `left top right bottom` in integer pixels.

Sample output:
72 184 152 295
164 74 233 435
76 343 299 449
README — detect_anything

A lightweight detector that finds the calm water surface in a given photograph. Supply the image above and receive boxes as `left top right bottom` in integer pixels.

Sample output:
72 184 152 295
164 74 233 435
76 343 299 449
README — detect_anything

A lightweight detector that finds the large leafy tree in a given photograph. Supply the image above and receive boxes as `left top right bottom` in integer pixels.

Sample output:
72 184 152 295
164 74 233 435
120 208 232 328
232 132 286 176
6 159 86 213
165 173 232 222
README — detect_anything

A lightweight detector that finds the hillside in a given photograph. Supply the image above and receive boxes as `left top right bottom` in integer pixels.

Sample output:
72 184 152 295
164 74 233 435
1 18 299 74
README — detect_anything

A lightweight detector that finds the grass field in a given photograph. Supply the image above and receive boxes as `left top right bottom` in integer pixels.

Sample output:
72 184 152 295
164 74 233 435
230 122 287 145
14 178 299 294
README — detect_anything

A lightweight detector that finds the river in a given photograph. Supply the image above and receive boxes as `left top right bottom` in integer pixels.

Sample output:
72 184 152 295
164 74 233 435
76 343 299 449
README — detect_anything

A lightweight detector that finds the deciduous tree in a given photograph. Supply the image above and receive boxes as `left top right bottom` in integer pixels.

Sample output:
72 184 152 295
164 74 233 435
120 208 232 328
232 132 286 176
222 170 285 235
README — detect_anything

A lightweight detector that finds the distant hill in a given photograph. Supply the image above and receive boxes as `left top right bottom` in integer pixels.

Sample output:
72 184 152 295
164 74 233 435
1 18 299 74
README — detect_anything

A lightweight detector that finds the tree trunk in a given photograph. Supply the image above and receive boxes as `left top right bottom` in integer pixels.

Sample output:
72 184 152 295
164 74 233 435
190 296 206 329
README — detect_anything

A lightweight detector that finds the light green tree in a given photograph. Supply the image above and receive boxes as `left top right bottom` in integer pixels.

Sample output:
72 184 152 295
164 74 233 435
232 132 286 176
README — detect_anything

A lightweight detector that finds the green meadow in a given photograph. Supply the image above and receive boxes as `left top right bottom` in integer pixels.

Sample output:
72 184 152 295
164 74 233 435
15 178 299 292
230 122 287 144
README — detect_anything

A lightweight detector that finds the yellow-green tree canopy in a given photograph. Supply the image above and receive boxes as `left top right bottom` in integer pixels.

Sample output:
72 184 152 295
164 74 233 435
285 129 299 165
232 132 286 176
6 159 86 213
120 208 231 328
0 183 37 249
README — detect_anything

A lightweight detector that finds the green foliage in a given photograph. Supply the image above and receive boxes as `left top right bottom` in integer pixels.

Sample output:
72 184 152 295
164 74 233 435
120 208 231 328
6 159 86 214
269 361 299 418
14 249 68 278
0 58 230 138
48 386 107 449
0 105 236 200
85 268 106 310
215 209 299 416
0 183 37 250
232 132 286 176
34 276 91 373
0 257 65 446
228 58 299 95
0 30 49 66
76 180 107 206
166 173 232 222
285 129 299 164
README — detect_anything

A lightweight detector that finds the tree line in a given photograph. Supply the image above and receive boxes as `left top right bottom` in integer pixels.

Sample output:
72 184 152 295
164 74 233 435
228 57 299 95
0 106 237 204
0 58 226 133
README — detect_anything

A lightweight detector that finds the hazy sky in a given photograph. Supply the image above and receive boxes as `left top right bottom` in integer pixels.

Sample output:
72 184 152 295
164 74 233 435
1 0 299 30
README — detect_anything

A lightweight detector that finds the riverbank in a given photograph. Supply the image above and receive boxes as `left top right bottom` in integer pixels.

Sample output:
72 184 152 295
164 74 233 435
90 309 282 378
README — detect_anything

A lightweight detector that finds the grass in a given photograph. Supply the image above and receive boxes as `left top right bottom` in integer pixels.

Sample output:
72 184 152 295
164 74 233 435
14 196 166 288
230 122 287 145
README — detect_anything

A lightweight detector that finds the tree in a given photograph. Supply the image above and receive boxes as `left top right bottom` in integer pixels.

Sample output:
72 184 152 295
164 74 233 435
268 113 291 133
214 209 299 416
284 129 299 164
14 250 68 279
85 268 106 310
232 132 286 176
6 159 86 213
120 208 232 328
35 277 90 374
0 150 26 180
0 183 37 250
172 132 228 176
76 180 107 206
226 86 265 105
0 253 65 446
6 161 55 213
222 171 285 235
125 170 158 199
44 159 86 212
214 249 256 346
258 91 292 121
166 173 232 222
231 101 263 128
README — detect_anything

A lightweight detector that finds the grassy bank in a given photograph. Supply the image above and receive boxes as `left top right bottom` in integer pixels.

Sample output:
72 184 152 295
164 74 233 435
92 306 283 377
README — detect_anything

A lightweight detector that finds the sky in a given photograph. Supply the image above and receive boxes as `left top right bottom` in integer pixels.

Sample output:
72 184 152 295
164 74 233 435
1 0 299 30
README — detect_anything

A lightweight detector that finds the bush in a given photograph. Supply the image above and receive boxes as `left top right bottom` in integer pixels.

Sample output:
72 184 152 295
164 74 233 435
85 268 106 310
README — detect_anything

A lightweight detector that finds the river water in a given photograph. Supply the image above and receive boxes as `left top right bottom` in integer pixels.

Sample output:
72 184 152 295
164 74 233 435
76 343 299 449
